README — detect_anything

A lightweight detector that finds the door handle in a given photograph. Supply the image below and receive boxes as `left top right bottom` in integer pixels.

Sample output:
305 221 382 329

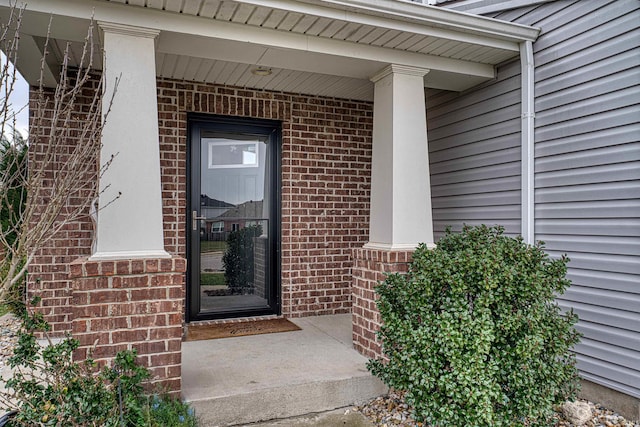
192 210 207 231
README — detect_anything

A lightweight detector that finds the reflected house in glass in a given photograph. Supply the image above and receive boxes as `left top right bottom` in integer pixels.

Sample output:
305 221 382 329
200 194 234 240
215 200 264 234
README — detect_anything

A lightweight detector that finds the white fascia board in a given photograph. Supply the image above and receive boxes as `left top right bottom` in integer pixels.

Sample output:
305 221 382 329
4 0 540 47
6 0 496 80
289 0 540 42
235 0 536 50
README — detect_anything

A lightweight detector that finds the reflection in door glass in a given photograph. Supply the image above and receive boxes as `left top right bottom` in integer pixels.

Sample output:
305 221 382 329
198 135 270 314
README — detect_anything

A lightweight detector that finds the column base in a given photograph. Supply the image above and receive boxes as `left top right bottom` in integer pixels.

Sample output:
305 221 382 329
351 247 413 360
69 256 186 393
89 249 172 261
363 242 436 251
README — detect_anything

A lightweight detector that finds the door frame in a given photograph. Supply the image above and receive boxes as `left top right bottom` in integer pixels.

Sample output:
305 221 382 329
186 113 282 322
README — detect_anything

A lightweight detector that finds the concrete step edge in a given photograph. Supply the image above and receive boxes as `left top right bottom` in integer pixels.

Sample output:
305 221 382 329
188 375 387 426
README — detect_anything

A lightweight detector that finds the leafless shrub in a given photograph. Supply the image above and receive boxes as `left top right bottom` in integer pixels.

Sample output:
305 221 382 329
0 4 116 305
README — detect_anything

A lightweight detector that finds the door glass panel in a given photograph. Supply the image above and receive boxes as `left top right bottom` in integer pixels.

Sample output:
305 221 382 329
196 132 272 316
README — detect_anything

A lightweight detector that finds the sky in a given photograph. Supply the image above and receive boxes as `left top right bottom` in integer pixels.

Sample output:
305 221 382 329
2 51 30 139
13 75 29 137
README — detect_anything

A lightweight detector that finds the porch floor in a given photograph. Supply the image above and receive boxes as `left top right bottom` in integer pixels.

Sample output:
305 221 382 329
181 314 387 426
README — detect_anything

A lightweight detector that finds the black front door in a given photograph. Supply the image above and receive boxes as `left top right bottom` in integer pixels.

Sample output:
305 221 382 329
187 115 281 321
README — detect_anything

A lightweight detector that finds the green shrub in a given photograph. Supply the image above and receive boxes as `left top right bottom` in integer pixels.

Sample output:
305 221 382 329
148 395 197 427
222 225 262 295
368 225 581 427
1 306 198 426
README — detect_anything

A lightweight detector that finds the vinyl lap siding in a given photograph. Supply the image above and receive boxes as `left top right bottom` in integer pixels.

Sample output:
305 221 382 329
439 0 640 399
525 0 640 399
426 59 522 240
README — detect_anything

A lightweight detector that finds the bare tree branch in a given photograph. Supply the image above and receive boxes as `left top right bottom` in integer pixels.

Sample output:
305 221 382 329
0 5 116 304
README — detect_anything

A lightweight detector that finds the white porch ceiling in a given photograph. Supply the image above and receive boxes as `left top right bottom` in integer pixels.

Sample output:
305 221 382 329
155 53 375 100
3 0 539 100
108 0 518 64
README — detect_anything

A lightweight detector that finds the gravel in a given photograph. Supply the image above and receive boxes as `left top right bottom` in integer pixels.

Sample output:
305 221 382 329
0 312 20 405
356 390 640 427
0 313 19 370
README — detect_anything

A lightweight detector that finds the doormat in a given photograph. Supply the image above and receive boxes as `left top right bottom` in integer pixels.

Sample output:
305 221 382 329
185 318 301 341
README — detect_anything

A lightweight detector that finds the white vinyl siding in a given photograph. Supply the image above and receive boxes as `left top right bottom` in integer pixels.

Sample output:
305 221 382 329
427 59 523 240
527 0 640 399
431 0 640 398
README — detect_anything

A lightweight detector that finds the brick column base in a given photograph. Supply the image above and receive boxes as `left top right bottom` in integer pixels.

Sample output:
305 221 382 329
352 248 413 359
69 256 186 393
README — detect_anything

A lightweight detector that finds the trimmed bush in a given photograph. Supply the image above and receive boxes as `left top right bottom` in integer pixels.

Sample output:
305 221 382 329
368 225 581 427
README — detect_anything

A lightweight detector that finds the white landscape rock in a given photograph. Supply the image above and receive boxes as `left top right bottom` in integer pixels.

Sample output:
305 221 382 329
562 400 592 426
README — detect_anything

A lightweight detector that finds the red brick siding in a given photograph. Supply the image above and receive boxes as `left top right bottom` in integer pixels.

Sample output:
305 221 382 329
27 83 98 335
70 257 186 393
352 248 412 359
157 79 373 317
29 77 373 333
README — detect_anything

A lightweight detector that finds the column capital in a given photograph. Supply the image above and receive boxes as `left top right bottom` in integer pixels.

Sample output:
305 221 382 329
98 21 160 39
370 64 430 83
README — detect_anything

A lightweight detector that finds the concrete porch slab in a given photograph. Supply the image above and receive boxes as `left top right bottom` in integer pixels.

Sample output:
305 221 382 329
181 314 387 426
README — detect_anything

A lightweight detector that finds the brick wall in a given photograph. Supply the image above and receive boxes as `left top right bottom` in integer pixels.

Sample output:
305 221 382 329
27 82 98 335
70 257 186 392
254 236 267 298
156 79 373 317
352 248 413 359
29 77 373 334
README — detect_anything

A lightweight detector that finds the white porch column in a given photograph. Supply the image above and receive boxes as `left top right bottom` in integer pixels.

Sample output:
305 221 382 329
365 64 435 250
91 23 169 260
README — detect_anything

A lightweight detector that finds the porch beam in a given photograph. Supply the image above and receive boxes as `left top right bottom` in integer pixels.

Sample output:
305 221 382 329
365 64 435 251
91 22 169 260
15 34 59 88
156 32 495 81
5 0 501 81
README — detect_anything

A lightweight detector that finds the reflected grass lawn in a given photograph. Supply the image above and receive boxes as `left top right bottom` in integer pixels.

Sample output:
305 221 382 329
200 241 227 253
201 272 226 286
